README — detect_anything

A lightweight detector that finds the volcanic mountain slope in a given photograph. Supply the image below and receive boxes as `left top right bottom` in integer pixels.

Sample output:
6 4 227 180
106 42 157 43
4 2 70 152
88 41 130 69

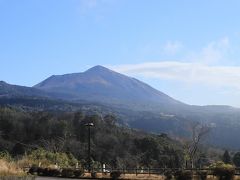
34 65 186 111
0 81 49 98
2 66 240 148
33 65 240 123
33 66 240 148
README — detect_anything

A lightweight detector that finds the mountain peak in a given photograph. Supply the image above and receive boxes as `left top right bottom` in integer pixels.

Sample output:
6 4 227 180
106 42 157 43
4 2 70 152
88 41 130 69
34 65 183 108
85 65 112 73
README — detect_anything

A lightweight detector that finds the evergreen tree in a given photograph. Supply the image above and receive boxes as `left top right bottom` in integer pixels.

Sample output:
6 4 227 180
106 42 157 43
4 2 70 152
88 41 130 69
233 152 240 167
222 150 231 164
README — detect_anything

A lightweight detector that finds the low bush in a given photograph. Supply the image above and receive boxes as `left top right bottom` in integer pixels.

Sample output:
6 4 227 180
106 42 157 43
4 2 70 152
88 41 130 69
61 168 74 177
91 171 97 178
27 149 78 168
0 151 12 162
174 170 192 180
28 166 38 175
196 170 208 180
110 171 121 180
211 162 235 180
164 170 173 180
74 169 84 177
45 168 61 177
31 166 82 178
36 167 44 176
42 168 51 176
52 169 61 177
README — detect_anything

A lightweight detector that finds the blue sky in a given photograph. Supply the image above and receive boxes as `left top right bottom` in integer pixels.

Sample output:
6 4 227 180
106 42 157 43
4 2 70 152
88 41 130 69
1 0 240 107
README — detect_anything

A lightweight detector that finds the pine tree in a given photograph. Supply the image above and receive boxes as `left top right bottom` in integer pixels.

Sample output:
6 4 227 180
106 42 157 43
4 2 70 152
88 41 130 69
233 152 240 167
222 150 231 164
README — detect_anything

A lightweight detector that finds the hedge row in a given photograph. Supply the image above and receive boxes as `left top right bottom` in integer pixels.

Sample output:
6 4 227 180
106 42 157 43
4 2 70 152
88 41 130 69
29 167 84 178
29 167 236 180
164 168 235 180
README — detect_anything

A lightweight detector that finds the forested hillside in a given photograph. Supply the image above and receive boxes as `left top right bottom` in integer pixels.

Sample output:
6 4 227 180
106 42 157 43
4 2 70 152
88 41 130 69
2 95 240 149
2 66 240 149
0 107 184 168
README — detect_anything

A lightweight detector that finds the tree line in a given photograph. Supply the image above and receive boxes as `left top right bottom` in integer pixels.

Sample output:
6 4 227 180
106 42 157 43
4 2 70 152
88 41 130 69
0 107 185 169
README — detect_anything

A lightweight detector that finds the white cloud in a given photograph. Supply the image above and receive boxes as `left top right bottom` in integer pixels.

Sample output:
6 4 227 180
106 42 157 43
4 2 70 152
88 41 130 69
110 61 240 89
109 37 238 92
188 37 230 64
163 41 183 55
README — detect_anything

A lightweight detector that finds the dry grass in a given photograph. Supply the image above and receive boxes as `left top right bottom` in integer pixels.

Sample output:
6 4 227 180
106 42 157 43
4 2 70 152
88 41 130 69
16 156 59 169
0 159 25 176
16 157 35 169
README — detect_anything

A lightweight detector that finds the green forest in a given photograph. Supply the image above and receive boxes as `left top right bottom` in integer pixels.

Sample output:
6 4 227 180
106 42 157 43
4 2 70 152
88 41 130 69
2 107 240 180
0 107 184 169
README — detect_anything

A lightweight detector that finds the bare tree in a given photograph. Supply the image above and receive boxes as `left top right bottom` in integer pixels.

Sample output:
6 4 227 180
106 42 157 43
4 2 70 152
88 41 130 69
184 122 210 168
40 137 66 153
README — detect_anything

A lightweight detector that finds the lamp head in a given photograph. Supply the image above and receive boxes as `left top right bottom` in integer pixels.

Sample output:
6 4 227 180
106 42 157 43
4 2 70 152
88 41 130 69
85 122 94 126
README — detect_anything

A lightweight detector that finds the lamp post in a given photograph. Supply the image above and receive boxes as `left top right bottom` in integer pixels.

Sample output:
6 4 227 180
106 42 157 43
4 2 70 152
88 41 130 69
85 122 94 173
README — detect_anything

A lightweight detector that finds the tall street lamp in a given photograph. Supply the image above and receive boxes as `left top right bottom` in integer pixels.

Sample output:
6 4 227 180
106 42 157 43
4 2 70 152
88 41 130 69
85 122 94 173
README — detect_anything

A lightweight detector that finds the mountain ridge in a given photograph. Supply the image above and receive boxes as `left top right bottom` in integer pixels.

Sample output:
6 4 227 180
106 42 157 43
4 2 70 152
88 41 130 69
2 66 240 148
34 65 185 110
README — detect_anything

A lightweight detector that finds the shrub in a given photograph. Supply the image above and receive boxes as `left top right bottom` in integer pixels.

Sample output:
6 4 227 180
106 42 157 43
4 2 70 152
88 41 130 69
210 161 235 180
46 168 61 177
233 152 240 167
74 169 84 177
61 168 74 177
28 149 78 168
36 167 44 176
174 170 192 180
196 170 208 180
164 170 173 180
110 171 121 180
91 171 97 178
33 167 61 177
28 166 38 175
42 168 51 176
0 151 12 162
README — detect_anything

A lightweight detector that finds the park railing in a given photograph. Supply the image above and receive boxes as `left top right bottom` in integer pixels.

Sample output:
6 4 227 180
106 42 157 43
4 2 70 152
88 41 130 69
90 167 240 175
27 166 240 179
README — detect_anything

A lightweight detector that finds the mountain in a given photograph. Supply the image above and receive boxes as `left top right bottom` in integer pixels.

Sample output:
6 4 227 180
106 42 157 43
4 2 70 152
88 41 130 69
34 65 239 117
34 65 185 111
32 66 240 149
2 66 240 149
0 81 49 98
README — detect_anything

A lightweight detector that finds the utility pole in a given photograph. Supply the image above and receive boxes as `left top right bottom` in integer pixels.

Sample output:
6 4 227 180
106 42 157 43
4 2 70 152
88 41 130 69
85 122 94 173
